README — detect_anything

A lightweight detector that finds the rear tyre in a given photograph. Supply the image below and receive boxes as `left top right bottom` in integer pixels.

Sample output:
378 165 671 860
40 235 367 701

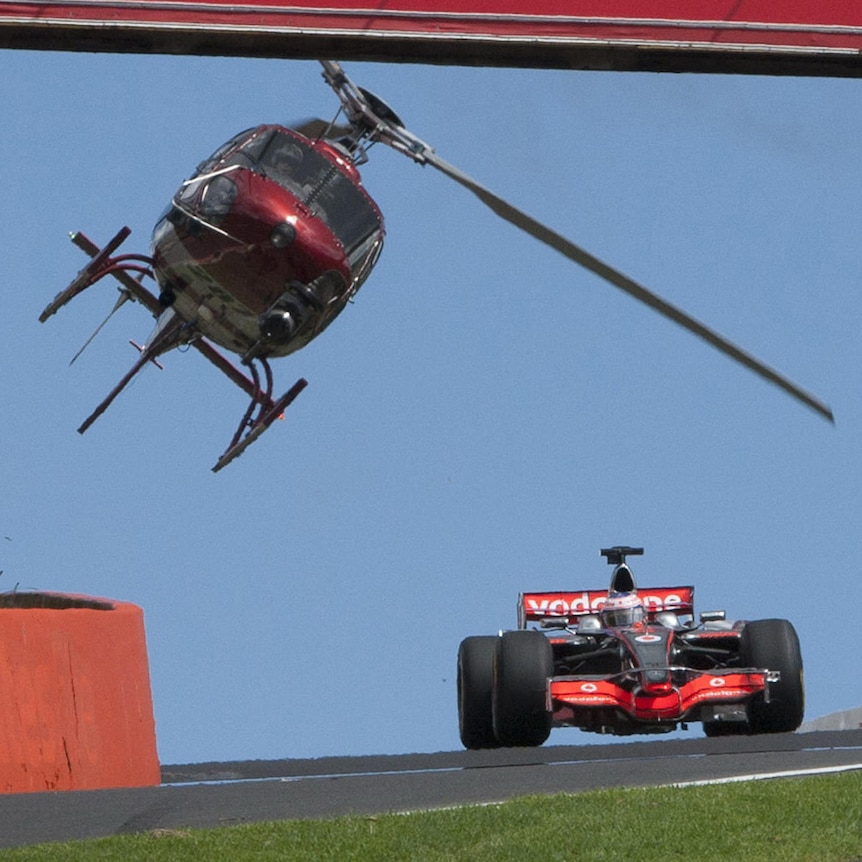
492 631 553 747
457 636 500 749
741 618 804 734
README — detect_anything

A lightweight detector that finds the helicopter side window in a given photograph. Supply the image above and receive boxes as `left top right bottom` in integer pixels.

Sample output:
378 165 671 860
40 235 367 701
176 127 269 219
242 129 382 258
255 131 321 197
282 137 379 250
310 174 381 257
265 137 303 175
194 127 257 175
225 128 271 171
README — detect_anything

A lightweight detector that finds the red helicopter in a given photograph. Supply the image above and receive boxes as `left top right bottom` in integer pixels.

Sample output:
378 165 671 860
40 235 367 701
40 61 833 471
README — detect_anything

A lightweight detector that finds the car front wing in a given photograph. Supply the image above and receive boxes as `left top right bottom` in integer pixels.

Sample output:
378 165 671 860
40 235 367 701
549 668 774 725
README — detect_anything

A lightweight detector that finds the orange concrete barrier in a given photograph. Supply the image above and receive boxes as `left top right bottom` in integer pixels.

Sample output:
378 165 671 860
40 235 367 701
0 592 160 793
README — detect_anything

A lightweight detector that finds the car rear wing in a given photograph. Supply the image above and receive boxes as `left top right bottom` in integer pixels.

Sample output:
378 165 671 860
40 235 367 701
518 586 695 629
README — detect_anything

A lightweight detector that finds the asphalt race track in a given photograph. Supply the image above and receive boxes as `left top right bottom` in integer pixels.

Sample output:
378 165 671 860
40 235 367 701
1 730 861 849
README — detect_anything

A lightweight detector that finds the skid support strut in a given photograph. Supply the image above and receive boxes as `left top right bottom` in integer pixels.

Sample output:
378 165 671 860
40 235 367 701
213 357 307 472
44 226 308 471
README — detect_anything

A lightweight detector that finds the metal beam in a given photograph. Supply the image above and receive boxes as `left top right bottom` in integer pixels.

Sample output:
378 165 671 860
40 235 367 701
2 2 862 76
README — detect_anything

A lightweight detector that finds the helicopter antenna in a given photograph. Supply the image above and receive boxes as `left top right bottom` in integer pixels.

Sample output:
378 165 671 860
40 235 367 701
69 287 133 365
318 60 833 424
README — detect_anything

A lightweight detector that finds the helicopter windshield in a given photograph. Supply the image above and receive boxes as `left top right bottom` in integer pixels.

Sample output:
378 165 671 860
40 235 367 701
228 128 381 257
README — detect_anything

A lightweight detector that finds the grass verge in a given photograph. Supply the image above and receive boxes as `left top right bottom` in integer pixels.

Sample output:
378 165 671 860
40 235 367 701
1 771 861 861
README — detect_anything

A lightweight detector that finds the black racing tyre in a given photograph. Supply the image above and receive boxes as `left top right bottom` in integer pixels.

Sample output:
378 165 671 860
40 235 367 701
457 636 500 749
492 630 553 747
741 618 805 734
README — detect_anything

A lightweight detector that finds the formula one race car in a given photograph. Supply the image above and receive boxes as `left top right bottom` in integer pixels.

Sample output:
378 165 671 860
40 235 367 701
457 546 804 748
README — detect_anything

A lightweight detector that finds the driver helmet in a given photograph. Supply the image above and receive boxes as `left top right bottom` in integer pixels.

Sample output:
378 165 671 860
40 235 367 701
601 591 645 627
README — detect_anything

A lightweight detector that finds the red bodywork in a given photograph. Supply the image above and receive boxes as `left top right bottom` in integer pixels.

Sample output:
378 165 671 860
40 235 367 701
152 124 385 358
520 586 770 735
550 664 767 726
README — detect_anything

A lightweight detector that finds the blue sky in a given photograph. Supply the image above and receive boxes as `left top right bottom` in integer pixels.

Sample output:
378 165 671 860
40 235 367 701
1 51 860 765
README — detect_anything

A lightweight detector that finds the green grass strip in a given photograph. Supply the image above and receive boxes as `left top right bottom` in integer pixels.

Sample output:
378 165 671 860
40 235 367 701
2 771 861 861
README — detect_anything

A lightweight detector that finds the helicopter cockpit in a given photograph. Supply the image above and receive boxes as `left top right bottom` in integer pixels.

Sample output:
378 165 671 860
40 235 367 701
190 125 383 266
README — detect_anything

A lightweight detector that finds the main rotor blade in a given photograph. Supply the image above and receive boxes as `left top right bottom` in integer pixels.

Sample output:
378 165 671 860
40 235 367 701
423 152 833 423
318 59 832 422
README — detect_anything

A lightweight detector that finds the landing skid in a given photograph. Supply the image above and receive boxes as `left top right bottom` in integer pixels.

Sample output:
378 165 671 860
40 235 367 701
214 369 308 473
43 227 310 472
39 227 154 322
76 309 190 434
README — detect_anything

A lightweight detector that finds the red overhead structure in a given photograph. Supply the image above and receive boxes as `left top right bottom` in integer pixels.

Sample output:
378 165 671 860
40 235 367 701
0 0 861 76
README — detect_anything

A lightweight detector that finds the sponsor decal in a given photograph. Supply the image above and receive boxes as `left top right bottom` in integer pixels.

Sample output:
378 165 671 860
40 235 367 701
580 683 598 692
524 588 691 617
710 677 726 687
696 688 748 702
525 594 604 616
635 634 662 643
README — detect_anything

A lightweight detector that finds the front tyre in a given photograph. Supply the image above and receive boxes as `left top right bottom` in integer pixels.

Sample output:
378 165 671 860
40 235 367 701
741 618 804 734
492 631 553 747
457 636 500 749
